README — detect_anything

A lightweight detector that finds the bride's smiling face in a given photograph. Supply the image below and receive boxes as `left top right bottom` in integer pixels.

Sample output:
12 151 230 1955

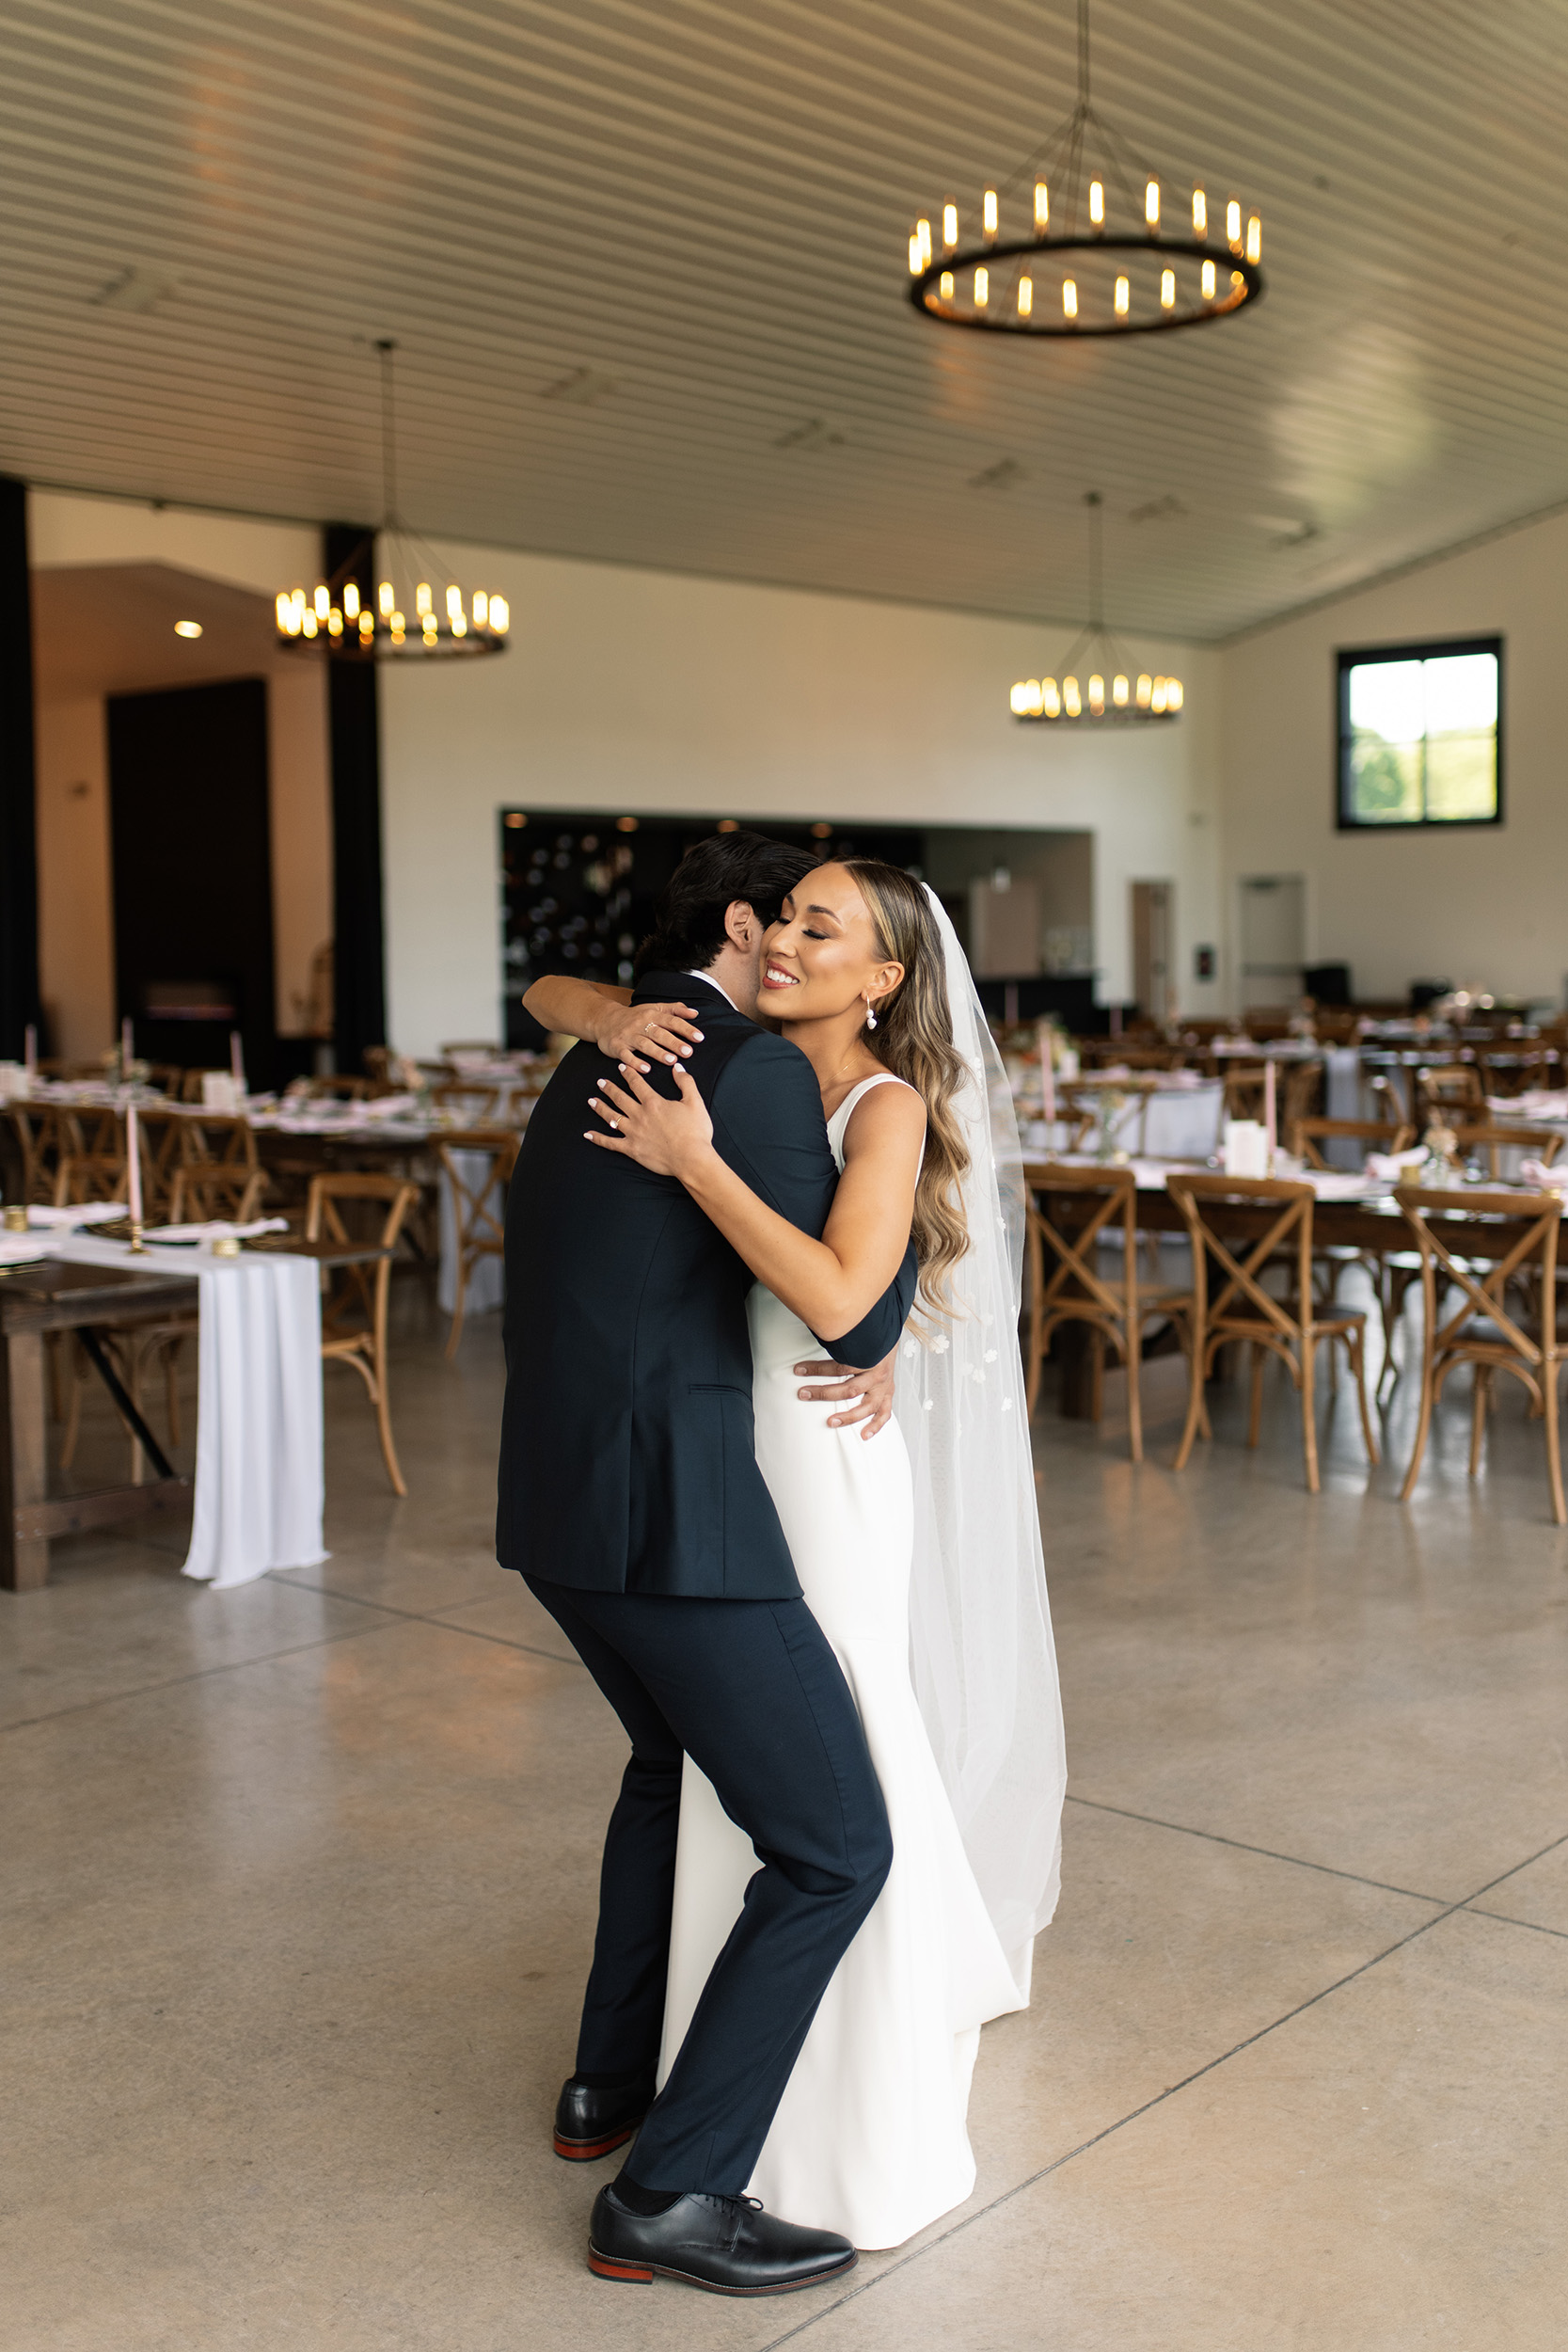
759 864 905 1021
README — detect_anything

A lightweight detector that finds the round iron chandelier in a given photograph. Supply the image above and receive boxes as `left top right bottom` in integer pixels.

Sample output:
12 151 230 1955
1011 493 1181 724
276 341 509 661
908 0 1263 341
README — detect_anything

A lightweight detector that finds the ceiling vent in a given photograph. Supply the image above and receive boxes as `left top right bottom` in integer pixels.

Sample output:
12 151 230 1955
541 366 618 405
969 456 1024 491
773 418 846 451
91 265 179 313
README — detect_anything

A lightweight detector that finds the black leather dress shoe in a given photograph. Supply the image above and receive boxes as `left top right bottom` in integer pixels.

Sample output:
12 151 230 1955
553 2076 655 2162
587 2185 857 2295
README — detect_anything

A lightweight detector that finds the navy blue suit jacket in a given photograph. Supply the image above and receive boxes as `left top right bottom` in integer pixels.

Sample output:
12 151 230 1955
497 971 916 1598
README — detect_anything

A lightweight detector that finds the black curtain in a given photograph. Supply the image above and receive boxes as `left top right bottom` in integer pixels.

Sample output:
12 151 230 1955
0 477 40 1057
325 522 387 1073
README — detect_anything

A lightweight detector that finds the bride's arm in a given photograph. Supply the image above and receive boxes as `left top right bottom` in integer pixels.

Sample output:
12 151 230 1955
523 974 705 1072
586 1064 925 1340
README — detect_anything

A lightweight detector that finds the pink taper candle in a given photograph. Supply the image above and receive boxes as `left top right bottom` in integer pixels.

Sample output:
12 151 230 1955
1037 1020 1055 1126
126 1102 143 1230
1263 1057 1277 1158
24 1023 36 1075
121 1015 133 1069
230 1028 245 1091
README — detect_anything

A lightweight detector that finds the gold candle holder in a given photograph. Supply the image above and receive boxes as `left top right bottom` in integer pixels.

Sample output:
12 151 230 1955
126 1216 148 1255
3 1204 28 1233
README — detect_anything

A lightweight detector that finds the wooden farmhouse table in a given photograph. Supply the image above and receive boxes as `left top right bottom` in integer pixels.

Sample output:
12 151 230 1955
0 1256 198 1592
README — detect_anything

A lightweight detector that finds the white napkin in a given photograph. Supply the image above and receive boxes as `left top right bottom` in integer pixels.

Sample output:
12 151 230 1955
1519 1159 1568 1192
360 1092 419 1120
148 1217 292 1244
0 1233 49 1263
1365 1147 1428 1182
13 1201 127 1228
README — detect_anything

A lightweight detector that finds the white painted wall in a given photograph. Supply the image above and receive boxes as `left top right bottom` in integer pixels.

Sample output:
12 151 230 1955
1217 506 1568 1013
381 539 1222 1055
28 492 333 1041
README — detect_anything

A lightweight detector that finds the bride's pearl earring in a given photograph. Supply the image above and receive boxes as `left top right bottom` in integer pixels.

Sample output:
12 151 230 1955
864 1001 878 1031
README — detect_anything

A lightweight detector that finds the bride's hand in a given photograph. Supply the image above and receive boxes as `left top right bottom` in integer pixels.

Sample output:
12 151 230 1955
586 1062 715 1180
595 999 705 1074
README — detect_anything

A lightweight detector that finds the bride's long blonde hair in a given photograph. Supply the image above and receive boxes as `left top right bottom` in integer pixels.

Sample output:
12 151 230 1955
838 860 971 1309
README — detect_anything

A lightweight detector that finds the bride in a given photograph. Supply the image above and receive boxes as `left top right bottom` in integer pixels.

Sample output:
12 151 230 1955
573 856 1066 2251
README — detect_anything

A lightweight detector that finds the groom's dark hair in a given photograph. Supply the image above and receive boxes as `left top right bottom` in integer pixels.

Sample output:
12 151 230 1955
634 830 816 979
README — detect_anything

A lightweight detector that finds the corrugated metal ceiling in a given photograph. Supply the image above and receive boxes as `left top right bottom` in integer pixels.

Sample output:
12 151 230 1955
1 0 1564 639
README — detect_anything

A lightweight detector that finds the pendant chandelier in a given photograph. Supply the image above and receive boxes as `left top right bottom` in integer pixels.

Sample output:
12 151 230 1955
1011 493 1180 723
908 0 1263 341
276 340 509 660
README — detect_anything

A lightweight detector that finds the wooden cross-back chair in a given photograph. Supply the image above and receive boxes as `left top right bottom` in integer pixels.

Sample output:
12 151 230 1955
54 1107 126 1207
431 1080 503 1126
307 1173 421 1498
1024 1166 1197 1463
1289 1117 1415 1168
135 1106 187 1221
169 1111 265 1224
1413 1062 1487 1134
438 1130 521 1359
1450 1123 1563 1182
1395 1186 1565 1526
1221 1066 1271 1123
7 1104 78 1203
1477 1044 1560 1101
1167 1173 1381 1492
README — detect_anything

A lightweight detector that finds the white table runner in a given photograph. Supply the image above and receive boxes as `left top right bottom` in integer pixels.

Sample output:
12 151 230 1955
45 1232 325 1589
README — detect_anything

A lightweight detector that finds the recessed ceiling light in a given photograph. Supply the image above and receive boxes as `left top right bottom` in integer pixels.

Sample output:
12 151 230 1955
173 620 202 638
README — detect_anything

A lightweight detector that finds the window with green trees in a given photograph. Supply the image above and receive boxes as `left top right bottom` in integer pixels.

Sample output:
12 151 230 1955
1337 638 1501 829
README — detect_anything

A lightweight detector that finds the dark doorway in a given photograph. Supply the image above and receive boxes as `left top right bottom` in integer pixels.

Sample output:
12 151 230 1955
107 678 277 1088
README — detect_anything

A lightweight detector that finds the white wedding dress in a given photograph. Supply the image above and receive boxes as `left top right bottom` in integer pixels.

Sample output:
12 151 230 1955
657 1074 1029 2250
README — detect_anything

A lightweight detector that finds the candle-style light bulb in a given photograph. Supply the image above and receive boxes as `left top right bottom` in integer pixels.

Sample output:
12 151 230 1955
416 582 433 615
940 270 955 300
1113 674 1129 706
1201 258 1216 298
1063 676 1082 717
974 266 989 307
313 585 330 620
1017 275 1033 316
942 201 958 246
390 611 405 635
1136 674 1152 707
473 590 488 626
358 611 373 637
983 189 998 237
1010 682 1031 715
276 592 293 633
1063 277 1078 318
1088 674 1105 710
1043 680 1062 718
1167 679 1184 711
302 611 318 639
1161 268 1176 309
1089 180 1104 225
909 230 923 275
917 217 932 265
489 596 509 634
1193 187 1207 236
1150 677 1168 713
327 608 343 636
1034 181 1049 230
1227 198 1242 250
378 580 394 617
343 582 360 620
1246 213 1261 263
1115 274 1130 314
446 584 463 622
1146 180 1160 229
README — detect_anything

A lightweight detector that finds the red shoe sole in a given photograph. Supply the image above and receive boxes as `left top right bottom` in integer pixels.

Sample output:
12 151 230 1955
588 2250 655 2282
553 2123 639 2162
587 2248 858 2296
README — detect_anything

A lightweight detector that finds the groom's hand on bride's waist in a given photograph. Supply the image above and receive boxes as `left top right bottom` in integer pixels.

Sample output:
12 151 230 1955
793 1346 898 1439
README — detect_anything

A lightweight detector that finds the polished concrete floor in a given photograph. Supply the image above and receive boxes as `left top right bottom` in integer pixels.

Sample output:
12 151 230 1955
5 1278 1566 2349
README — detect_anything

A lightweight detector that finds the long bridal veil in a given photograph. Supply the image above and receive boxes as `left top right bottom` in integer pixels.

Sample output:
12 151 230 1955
895 886 1067 1994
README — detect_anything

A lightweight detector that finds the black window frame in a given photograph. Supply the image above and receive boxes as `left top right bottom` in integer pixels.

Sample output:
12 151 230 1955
1336 633 1503 833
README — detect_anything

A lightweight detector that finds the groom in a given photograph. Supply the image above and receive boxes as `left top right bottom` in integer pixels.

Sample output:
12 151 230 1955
499 831 914 2296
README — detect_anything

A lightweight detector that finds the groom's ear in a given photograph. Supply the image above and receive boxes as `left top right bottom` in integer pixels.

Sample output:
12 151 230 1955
722 899 757 952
